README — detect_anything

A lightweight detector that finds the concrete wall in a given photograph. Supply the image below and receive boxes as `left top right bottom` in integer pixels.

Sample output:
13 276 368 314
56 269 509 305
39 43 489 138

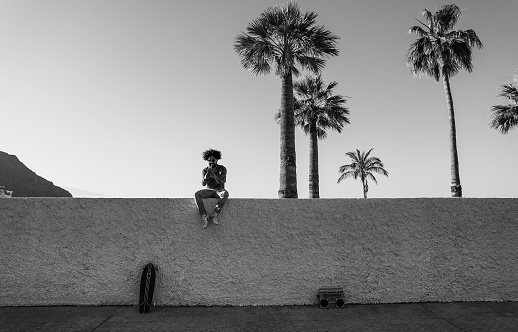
1 198 517 306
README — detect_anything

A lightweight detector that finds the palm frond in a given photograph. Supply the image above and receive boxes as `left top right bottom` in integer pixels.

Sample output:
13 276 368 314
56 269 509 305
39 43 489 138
499 82 518 102
409 25 427 37
234 31 274 76
337 170 357 184
421 9 433 27
490 104 518 134
304 25 340 57
363 148 374 160
457 29 483 49
435 4 461 32
367 156 384 166
406 38 441 81
296 56 326 74
369 166 389 176
345 151 359 162
338 164 353 173
366 173 378 185
489 72 518 134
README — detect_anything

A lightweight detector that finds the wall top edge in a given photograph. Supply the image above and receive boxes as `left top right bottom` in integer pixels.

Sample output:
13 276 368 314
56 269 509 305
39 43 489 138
3 197 517 200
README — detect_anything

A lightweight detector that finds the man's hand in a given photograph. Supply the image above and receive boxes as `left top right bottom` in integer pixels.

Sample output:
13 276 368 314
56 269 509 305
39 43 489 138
205 168 216 179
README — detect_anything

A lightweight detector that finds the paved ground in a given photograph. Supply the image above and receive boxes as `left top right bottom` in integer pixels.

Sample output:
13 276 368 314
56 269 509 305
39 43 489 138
1 302 518 332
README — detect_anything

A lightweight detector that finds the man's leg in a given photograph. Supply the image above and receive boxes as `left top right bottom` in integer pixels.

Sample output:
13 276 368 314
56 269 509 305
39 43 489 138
212 190 229 225
214 190 229 214
194 189 219 215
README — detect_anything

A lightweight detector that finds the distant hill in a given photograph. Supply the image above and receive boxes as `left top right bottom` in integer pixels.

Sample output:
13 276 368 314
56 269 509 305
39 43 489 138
0 151 72 197
63 187 110 198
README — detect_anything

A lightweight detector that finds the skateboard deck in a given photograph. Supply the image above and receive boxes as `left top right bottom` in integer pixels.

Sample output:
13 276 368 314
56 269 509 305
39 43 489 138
139 263 156 313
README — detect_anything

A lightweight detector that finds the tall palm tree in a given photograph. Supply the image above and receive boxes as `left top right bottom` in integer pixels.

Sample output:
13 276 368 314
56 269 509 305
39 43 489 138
406 4 482 197
276 75 350 198
490 72 518 134
337 149 388 198
234 0 339 198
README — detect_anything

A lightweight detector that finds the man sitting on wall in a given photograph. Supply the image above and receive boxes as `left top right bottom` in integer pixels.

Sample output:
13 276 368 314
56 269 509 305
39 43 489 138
194 149 229 229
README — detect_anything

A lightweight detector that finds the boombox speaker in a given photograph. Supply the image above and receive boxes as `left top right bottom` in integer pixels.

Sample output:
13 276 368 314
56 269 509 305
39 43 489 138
317 287 345 308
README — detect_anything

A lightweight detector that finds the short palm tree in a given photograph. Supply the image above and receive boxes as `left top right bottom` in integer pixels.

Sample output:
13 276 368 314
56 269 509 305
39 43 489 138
406 4 482 197
276 75 350 198
234 0 339 198
337 149 388 198
490 72 518 134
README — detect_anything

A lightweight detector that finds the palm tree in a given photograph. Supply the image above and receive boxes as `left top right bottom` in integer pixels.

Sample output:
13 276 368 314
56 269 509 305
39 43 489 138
337 149 388 198
490 72 518 134
234 0 339 198
406 4 482 197
276 75 350 198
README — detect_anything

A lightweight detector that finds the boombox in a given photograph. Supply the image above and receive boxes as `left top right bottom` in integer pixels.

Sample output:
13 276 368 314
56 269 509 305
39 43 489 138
317 287 345 308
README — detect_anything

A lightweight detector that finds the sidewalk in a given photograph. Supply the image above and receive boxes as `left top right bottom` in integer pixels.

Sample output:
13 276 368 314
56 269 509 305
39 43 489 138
1 302 518 332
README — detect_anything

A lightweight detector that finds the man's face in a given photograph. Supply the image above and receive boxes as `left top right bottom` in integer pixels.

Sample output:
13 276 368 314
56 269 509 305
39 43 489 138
208 157 218 168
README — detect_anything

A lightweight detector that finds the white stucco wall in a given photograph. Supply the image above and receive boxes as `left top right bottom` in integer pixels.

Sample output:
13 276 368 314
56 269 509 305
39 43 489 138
1 198 517 306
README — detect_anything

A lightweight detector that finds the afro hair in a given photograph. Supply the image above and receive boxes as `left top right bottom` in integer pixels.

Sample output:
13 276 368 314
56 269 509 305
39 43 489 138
202 148 222 161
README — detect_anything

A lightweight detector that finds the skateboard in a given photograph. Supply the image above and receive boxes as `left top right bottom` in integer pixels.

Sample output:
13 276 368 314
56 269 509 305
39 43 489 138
139 263 156 313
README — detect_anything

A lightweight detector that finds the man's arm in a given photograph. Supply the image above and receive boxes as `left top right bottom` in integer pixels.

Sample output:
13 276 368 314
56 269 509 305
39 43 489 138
201 168 208 186
212 166 226 184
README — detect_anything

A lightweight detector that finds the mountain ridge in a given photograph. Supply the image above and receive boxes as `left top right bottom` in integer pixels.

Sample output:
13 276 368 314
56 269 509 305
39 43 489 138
0 151 72 197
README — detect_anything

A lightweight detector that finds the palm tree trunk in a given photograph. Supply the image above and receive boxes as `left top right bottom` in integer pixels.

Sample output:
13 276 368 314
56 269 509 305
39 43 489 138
362 175 367 198
308 122 319 198
442 74 462 197
278 72 298 198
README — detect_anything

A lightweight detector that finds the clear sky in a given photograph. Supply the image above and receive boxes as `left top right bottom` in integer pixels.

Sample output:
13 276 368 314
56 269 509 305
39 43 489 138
1 0 516 198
